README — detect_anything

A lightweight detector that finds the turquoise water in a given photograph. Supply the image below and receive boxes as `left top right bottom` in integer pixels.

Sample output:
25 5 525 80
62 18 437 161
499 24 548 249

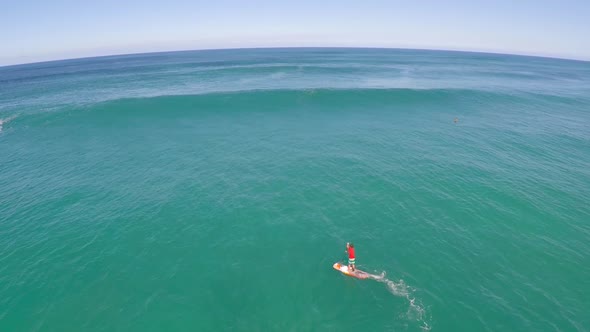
1 48 590 331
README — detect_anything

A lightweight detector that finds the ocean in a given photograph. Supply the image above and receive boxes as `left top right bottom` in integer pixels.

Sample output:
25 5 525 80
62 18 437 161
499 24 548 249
1 48 589 331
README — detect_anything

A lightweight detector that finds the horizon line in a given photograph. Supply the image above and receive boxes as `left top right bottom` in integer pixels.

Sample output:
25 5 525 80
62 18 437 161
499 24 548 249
2 46 589 69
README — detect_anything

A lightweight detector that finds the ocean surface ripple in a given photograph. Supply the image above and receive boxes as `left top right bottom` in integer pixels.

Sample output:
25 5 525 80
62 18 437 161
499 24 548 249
1 48 589 332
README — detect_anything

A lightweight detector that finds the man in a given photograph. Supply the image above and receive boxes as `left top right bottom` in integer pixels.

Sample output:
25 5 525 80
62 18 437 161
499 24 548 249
346 242 356 271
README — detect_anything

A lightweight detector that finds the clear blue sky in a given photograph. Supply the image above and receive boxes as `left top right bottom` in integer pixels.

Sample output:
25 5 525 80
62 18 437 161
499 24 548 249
2 0 589 65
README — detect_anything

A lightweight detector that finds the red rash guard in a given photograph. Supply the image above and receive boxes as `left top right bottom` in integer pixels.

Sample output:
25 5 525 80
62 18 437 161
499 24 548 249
348 247 355 259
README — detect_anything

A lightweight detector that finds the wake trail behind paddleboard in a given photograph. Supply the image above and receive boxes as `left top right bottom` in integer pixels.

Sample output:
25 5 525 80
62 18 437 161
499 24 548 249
368 271 431 331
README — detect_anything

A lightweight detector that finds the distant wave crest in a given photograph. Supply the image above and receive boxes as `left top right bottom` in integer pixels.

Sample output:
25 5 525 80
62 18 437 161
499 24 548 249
14 87 584 124
84 87 524 113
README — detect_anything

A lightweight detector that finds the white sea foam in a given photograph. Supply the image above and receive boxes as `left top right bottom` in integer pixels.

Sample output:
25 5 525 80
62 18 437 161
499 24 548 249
369 271 431 331
0 116 16 132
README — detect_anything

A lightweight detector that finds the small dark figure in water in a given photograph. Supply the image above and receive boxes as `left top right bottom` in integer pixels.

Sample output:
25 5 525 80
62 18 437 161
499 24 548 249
454 117 459 123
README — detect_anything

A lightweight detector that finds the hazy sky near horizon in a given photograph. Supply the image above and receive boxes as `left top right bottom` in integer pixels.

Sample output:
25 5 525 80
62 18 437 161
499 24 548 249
1 0 589 65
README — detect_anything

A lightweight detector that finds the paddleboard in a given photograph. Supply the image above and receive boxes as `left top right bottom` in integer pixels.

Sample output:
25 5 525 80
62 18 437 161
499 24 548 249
333 262 369 279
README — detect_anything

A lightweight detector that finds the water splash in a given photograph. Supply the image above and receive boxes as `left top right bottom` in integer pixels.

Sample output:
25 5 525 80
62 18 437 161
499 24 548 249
368 272 431 331
0 115 17 133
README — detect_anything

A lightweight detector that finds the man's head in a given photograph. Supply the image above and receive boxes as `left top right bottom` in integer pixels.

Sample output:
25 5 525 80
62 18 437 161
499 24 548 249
347 242 354 248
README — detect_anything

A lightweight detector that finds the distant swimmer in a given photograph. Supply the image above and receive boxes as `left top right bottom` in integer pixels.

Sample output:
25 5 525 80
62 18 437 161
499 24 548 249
454 117 459 123
346 242 356 271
